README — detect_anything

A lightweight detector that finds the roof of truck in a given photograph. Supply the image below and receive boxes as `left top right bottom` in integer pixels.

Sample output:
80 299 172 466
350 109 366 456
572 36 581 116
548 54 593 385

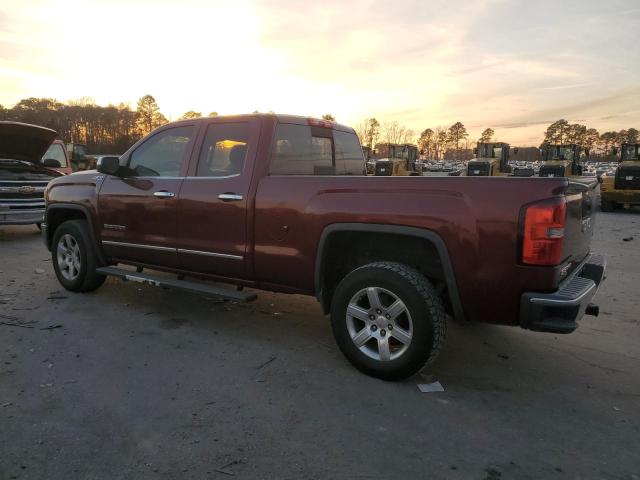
165 113 356 134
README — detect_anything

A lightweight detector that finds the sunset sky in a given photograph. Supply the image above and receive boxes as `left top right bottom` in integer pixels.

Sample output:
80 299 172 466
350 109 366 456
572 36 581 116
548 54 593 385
1 0 639 146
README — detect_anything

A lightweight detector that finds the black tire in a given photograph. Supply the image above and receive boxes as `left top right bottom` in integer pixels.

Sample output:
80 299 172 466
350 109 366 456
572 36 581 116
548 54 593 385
330 261 447 381
51 220 106 292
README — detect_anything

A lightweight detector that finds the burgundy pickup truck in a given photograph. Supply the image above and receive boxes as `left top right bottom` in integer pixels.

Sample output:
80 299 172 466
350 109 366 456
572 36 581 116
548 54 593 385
43 114 605 379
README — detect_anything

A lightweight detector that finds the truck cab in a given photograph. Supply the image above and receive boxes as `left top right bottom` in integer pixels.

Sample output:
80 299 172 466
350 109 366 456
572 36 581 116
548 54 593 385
466 142 510 176
600 143 640 211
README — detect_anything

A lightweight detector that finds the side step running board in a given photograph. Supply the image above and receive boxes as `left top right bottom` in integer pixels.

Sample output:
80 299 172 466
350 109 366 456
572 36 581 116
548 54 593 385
96 266 257 302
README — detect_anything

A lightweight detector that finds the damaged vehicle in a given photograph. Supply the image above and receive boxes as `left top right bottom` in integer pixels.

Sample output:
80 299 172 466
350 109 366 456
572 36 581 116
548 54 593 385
0 121 63 228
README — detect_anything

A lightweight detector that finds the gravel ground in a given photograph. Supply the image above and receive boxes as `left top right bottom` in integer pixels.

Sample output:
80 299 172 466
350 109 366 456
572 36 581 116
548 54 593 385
1 210 639 480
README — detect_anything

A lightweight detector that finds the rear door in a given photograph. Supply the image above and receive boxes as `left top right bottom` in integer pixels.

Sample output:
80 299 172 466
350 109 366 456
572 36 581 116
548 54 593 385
98 124 198 268
175 117 261 279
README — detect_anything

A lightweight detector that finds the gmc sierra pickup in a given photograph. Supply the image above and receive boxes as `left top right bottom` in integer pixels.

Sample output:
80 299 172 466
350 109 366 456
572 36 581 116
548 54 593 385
43 114 605 380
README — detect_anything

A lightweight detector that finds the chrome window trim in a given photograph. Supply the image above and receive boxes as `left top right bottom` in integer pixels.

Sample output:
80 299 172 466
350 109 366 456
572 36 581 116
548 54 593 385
123 176 185 180
177 248 243 260
185 173 242 179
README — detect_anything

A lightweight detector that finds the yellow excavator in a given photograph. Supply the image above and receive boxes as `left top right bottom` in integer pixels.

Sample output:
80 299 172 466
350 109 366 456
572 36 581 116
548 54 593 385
600 143 640 212
538 144 583 177
466 142 510 176
372 143 420 176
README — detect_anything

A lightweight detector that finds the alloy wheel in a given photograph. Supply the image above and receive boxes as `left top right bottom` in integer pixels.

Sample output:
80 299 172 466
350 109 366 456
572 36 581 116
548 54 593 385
345 287 413 361
56 234 81 281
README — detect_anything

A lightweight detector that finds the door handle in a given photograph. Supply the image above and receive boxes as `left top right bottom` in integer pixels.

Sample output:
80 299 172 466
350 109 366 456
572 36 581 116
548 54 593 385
218 193 243 202
153 191 175 198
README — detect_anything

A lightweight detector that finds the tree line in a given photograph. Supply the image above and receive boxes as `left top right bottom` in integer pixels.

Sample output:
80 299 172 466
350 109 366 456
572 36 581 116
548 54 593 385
1 96 637 160
542 119 638 157
0 95 216 154
356 118 474 160
355 116 639 161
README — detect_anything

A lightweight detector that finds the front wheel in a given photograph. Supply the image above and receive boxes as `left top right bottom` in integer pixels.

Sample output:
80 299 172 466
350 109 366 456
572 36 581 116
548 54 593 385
51 220 106 292
330 262 447 380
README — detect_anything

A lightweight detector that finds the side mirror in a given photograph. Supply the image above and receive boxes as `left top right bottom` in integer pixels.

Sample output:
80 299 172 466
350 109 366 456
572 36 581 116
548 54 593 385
97 156 121 176
42 158 62 168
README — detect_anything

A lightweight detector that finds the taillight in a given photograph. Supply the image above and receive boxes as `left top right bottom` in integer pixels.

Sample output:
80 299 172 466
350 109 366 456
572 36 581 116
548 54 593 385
521 199 566 265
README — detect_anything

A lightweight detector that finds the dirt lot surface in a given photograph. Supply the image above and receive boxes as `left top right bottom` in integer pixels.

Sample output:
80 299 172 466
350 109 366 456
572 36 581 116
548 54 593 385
1 211 639 480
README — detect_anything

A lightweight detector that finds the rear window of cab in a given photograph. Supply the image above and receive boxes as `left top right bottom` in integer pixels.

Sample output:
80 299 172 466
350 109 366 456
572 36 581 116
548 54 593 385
270 124 365 175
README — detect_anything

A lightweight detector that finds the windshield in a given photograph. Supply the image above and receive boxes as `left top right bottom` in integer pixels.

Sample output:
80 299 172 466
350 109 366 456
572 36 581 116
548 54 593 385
621 145 639 161
43 143 68 167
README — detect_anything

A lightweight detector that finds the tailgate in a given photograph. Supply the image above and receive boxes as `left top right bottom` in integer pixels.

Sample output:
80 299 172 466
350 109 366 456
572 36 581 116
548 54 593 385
562 179 598 271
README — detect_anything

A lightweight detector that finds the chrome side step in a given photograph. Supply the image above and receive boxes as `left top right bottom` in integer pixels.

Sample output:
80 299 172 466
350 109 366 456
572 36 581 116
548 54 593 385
96 266 257 302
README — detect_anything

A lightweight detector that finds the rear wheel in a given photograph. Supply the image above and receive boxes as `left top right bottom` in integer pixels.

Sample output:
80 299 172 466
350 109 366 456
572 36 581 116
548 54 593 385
51 220 106 292
330 261 446 380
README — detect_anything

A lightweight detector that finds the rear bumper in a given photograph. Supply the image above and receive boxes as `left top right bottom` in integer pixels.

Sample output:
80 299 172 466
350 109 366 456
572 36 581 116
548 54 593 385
520 254 606 334
0 209 45 225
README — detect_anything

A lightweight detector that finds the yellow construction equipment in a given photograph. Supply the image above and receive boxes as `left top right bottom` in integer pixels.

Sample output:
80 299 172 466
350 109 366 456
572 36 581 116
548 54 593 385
600 143 640 212
372 143 420 176
466 142 510 176
538 144 583 177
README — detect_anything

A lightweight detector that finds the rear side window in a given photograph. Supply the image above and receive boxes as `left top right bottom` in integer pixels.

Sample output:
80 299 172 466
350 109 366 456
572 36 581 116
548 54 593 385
129 126 194 177
270 124 365 175
43 143 68 167
196 123 249 177
334 130 365 175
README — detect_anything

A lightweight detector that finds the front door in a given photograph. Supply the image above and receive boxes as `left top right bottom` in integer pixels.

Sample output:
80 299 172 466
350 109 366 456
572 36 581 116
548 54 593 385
98 124 198 268
176 118 260 279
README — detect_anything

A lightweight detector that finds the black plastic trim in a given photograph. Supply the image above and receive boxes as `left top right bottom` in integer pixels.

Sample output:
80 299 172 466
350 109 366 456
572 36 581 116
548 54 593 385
520 253 605 333
314 223 466 322
44 203 107 265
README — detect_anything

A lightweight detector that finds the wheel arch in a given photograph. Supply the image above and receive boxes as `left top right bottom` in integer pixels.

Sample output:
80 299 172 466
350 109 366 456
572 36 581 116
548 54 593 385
45 203 107 265
314 223 466 322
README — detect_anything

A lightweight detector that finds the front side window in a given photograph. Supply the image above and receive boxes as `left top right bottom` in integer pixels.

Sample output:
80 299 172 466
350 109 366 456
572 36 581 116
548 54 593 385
43 143 68 167
129 126 194 177
196 123 249 177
